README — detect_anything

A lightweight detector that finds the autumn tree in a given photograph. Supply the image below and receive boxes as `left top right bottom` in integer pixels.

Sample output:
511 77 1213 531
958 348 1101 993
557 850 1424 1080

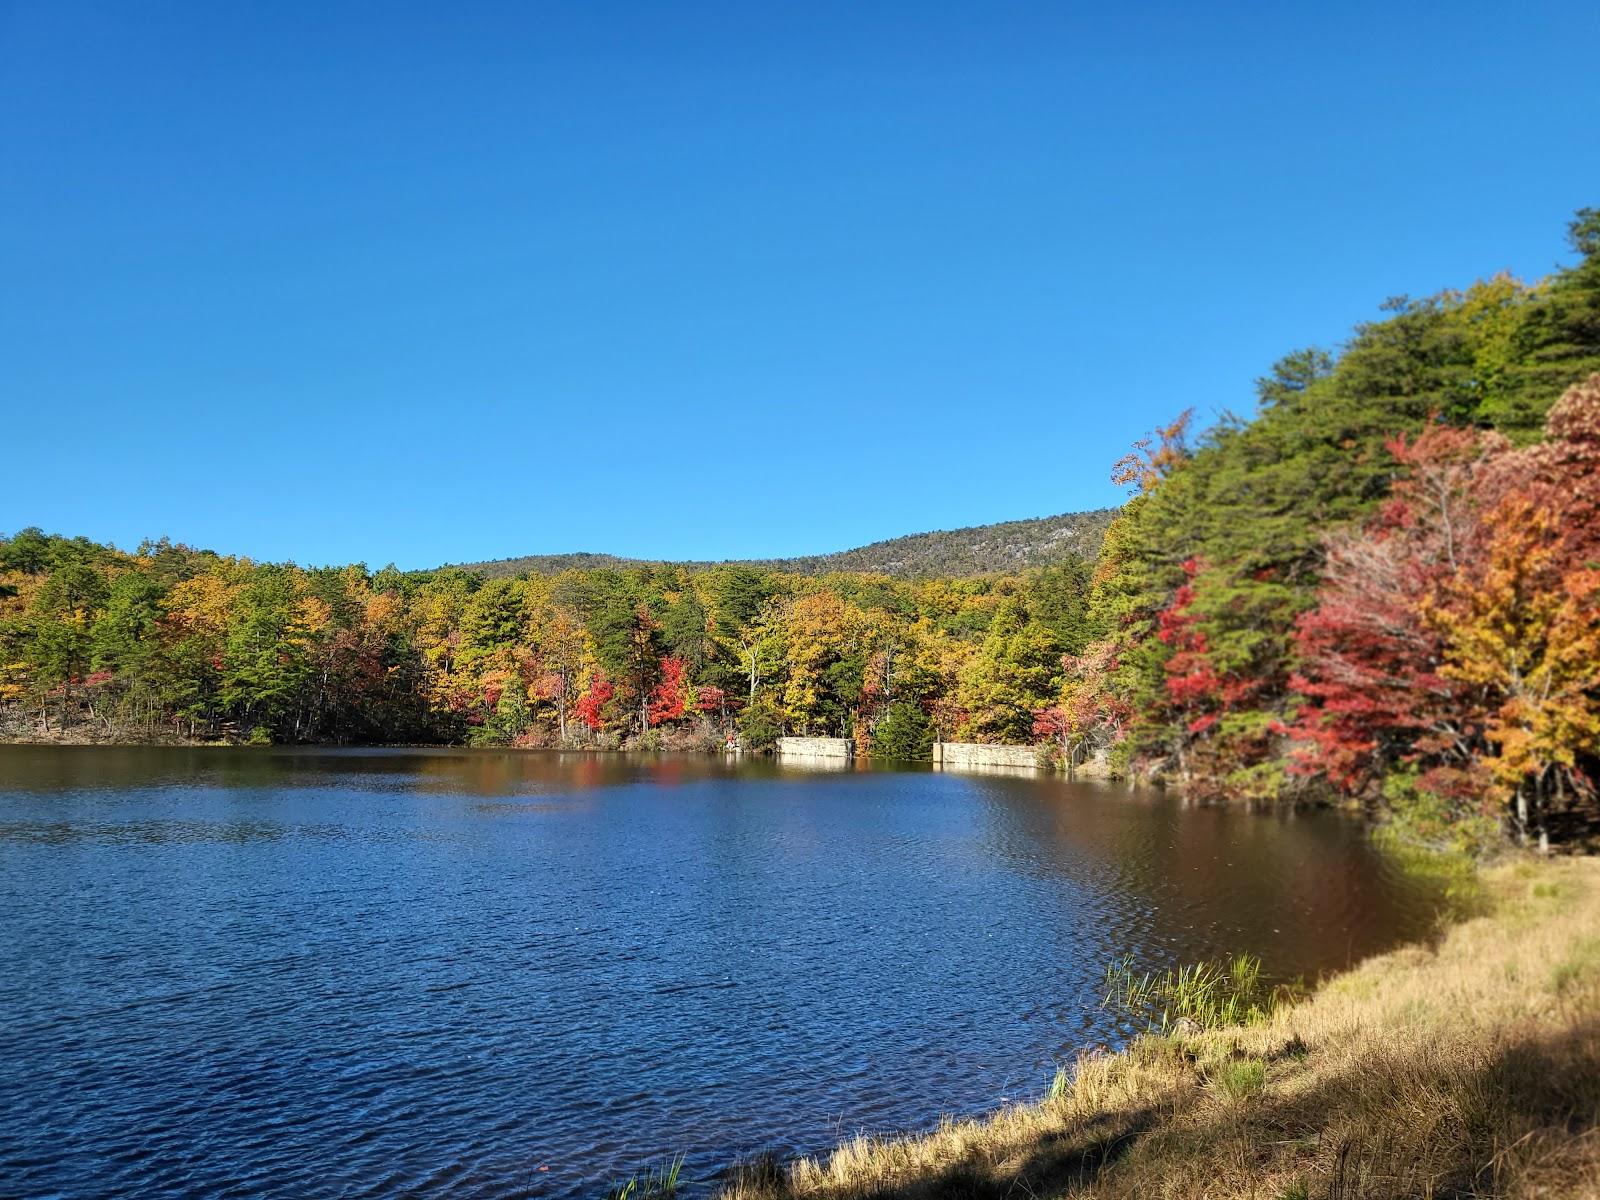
648 656 690 726
218 566 319 740
1034 640 1128 774
529 598 588 743
769 590 870 736
578 572 666 735
1293 376 1600 844
1289 424 1496 796
955 595 1062 743
1432 497 1599 845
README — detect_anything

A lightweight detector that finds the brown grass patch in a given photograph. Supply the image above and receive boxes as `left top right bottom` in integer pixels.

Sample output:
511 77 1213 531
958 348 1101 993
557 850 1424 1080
718 857 1600 1200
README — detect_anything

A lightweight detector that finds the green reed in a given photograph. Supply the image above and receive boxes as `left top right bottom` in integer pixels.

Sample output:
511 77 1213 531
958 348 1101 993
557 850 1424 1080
1103 953 1298 1032
605 1153 685 1200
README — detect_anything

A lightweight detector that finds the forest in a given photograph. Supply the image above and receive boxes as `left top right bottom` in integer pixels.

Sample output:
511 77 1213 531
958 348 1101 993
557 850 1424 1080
4 209 1598 848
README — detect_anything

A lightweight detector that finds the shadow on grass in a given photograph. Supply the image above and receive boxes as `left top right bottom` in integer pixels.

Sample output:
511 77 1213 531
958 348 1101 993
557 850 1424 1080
718 1102 1163 1200
1300 1018 1600 1200
719 1019 1600 1200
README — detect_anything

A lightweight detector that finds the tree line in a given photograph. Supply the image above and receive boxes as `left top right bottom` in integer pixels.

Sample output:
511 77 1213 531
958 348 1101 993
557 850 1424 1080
0 529 1099 761
3 208 1597 848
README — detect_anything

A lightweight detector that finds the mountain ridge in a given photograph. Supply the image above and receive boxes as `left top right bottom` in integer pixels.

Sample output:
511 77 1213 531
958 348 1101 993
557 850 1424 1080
448 507 1119 579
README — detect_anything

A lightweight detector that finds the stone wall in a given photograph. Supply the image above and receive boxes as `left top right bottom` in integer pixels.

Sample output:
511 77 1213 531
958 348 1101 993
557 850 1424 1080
933 741 1040 770
777 736 854 759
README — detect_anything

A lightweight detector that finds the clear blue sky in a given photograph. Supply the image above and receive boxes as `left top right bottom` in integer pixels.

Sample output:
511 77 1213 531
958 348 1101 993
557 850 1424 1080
4 1 1597 569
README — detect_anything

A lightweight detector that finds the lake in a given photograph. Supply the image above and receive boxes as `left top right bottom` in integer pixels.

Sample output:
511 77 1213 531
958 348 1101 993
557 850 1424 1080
0 747 1445 1199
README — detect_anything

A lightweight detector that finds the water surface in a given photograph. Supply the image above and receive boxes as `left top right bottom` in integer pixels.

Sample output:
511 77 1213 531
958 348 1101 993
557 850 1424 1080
0 747 1443 1198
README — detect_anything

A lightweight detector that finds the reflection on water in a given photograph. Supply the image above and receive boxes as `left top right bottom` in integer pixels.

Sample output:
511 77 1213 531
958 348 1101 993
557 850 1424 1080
937 761 1041 777
770 752 855 772
0 746 1445 1200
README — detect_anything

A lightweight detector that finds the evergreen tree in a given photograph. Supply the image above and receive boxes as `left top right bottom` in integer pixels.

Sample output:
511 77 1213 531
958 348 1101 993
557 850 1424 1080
1497 208 1600 434
872 700 933 761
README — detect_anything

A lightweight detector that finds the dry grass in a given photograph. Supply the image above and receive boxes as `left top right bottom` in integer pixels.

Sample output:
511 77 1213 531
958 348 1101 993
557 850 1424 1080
719 857 1600 1200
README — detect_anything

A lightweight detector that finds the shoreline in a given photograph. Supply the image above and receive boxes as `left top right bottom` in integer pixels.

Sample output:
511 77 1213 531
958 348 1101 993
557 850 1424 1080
0 729 713 752
715 855 1600 1200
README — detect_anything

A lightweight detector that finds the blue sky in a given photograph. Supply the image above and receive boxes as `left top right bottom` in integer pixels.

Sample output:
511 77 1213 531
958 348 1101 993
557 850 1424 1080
4 1 1597 569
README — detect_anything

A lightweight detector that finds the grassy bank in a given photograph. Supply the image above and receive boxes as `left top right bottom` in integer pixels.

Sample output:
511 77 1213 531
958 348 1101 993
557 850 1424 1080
719 857 1600 1200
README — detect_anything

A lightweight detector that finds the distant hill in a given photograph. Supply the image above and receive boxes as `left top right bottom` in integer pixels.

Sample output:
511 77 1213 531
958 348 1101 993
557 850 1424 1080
449 508 1119 579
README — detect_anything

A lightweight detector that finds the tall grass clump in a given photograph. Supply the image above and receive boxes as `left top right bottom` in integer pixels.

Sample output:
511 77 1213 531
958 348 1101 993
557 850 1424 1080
1103 953 1296 1031
1208 1055 1267 1101
1046 1065 1071 1101
606 1154 685 1200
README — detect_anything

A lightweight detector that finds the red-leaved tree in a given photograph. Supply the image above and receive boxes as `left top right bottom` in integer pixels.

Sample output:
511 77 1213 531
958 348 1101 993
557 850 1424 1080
1289 424 1499 796
1293 376 1600 842
574 673 614 732
647 656 689 726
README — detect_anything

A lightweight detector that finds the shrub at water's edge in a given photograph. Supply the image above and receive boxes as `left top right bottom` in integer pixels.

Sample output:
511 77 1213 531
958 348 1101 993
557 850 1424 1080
717 856 1600 1200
